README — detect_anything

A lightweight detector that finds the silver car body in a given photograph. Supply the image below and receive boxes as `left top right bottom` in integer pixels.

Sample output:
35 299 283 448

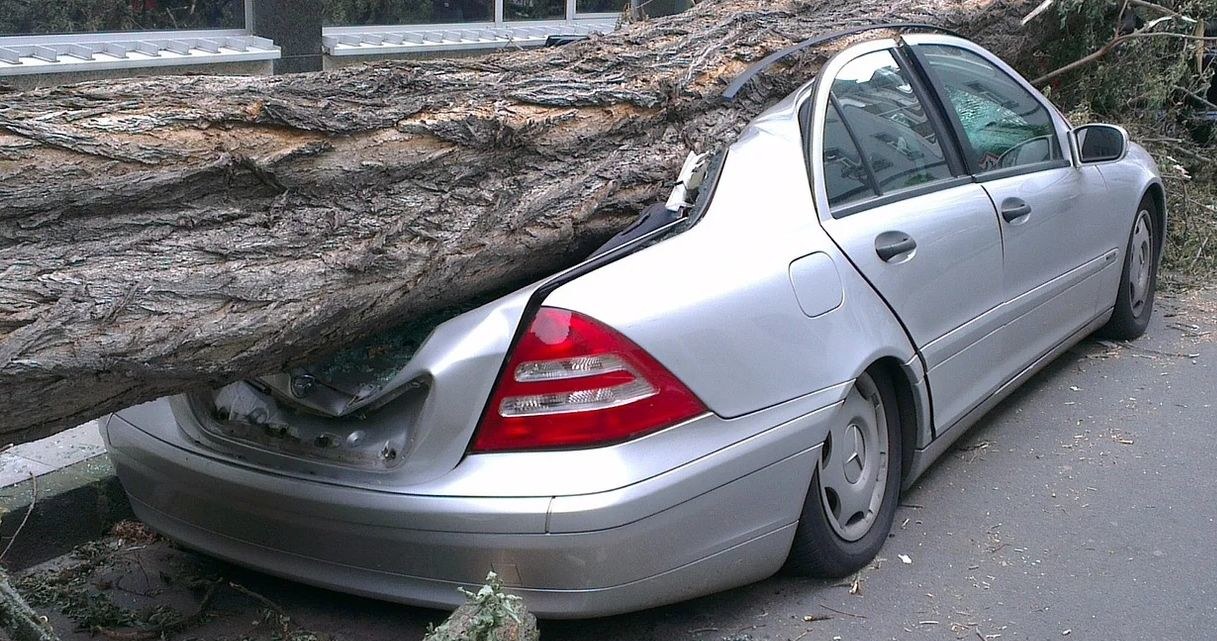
104 34 1164 617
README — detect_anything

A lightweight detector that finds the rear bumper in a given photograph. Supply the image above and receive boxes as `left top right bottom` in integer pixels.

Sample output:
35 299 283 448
105 398 836 617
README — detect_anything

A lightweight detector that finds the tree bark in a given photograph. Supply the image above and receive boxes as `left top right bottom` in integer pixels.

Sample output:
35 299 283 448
0 0 1045 442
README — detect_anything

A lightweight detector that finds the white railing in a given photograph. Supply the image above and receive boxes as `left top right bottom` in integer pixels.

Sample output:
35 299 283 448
322 17 617 56
0 31 279 76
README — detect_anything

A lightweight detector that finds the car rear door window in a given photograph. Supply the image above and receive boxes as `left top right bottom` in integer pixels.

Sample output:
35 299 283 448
914 44 1062 173
823 102 877 207
827 49 953 203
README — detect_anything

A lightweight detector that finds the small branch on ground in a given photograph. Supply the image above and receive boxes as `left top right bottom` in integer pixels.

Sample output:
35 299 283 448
0 472 37 562
228 580 299 638
818 602 867 619
93 579 223 641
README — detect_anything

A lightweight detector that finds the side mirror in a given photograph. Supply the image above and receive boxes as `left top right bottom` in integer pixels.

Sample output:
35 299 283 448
1074 124 1128 164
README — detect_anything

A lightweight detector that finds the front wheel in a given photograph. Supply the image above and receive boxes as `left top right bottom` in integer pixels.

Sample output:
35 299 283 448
785 371 902 578
1099 195 1160 340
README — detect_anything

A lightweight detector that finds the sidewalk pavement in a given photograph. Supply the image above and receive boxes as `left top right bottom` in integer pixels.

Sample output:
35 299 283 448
0 421 107 488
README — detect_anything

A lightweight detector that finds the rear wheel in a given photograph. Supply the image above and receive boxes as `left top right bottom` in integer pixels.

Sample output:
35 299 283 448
785 371 902 578
1099 195 1160 340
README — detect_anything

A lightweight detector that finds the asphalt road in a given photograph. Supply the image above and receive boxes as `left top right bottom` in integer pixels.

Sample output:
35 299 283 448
40 286 1217 641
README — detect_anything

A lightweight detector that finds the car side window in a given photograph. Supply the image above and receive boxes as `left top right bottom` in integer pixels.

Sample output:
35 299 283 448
915 44 1062 173
826 49 954 206
823 102 877 207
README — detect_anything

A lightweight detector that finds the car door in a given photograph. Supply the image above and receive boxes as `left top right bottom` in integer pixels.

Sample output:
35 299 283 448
909 40 1118 373
809 44 1008 433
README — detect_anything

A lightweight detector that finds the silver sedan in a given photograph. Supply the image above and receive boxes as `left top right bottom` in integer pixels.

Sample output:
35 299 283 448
104 32 1164 618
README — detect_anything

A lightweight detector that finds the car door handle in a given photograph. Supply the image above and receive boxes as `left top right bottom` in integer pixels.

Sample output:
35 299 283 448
1000 198 1032 223
875 232 917 262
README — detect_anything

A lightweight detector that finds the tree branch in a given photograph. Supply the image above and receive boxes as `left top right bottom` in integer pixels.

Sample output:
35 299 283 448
1127 0 1186 19
1033 27 1217 85
1174 84 1217 113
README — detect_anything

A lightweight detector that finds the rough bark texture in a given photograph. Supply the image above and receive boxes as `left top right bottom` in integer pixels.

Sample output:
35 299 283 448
0 0 1045 441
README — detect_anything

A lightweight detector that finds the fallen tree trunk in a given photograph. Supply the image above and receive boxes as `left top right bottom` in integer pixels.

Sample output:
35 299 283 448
0 0 1047 441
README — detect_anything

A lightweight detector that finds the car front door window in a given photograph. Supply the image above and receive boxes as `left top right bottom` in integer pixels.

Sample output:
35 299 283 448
914 44 1062 173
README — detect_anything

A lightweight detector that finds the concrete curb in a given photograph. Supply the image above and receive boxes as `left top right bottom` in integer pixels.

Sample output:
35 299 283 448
0 455 132 571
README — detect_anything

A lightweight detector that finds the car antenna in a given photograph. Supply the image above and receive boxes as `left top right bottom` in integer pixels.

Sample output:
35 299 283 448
721 23 965 102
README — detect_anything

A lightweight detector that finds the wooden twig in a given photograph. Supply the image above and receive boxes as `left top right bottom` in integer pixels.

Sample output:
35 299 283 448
1127 0 1187 19
1162 141 1217 166
1021 0 1055 25
1115 0 1130 41
95 579 223 641
1195 20 1206 74
228 581 298 638
0 472 37 562
1174 84 1217 112
1192 234 1211 268
228 581 288 619
819 603 867 619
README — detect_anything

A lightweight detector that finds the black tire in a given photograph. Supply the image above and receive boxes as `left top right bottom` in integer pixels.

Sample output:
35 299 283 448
784 370 902 578
1098 194 1161 340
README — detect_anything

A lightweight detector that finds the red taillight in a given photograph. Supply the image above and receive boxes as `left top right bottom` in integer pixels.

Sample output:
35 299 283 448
471 307 707 452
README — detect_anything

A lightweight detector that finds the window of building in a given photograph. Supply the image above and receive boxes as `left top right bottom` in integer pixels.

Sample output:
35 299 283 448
0 0 245 36
915 44 1061 172
575 0 622 12
323 0 494 26
504 0 564 21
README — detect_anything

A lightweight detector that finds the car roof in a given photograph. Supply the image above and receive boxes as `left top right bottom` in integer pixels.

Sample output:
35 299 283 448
722 25 971 101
